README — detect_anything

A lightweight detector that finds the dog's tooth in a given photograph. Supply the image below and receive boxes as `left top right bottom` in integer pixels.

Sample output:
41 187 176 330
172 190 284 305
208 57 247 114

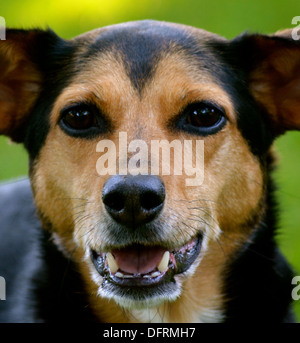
151 271 161 278
157 251 170 273
115 271 124 278
123 274 134 278
106 252 119 274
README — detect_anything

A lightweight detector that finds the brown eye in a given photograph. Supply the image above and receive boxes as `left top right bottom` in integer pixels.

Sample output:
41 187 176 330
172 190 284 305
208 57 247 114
179 102 227 136
62 107 95 130
59 104 109 138
187 104 223 127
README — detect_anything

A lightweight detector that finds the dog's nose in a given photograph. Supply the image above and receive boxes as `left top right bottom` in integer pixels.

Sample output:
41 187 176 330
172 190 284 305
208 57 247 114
102 175 165 227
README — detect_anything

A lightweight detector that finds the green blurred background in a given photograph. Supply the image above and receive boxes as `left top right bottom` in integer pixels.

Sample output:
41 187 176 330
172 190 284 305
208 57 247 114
0 0 300 321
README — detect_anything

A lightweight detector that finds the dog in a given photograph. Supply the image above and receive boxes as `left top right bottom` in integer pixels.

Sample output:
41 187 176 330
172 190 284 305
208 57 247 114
0 20 299 323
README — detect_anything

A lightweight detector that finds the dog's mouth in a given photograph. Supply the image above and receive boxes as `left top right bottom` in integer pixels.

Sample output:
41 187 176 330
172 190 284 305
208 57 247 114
91 234 202 289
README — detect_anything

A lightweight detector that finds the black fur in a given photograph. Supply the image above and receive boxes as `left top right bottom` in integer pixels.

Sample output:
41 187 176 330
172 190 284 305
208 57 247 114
223 174 295 322
85 21 221 94
0 179 96 322
19 29 77 161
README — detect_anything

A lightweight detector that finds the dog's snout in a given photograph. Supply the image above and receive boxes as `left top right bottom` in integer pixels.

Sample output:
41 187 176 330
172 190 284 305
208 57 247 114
102 175 165 227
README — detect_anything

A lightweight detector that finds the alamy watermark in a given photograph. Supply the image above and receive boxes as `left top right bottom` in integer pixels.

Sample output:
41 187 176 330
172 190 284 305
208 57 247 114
0 276 5 300
292 276 300 301
0 16 5 40
96 132 204 186
291 16 300 40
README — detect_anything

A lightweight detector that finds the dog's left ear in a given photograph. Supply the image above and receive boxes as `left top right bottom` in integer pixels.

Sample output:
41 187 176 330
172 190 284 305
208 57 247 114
0 29 65 142
229 29 300 135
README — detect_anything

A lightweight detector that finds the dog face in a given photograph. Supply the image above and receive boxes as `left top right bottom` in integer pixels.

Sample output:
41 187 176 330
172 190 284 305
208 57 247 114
1 21 300 322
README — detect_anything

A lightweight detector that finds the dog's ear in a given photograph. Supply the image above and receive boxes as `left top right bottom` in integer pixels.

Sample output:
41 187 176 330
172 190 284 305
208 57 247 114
0 29 62 142
229 30 300 135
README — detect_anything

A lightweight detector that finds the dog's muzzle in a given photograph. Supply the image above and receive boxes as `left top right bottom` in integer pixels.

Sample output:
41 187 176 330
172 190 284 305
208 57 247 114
91 175 203 306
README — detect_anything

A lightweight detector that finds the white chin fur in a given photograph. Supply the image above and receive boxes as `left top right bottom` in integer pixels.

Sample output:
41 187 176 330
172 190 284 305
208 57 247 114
99 287 181 310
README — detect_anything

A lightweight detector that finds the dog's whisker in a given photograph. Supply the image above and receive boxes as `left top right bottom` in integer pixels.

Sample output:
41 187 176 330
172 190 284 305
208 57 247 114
172 197 223 205
56 197 91 202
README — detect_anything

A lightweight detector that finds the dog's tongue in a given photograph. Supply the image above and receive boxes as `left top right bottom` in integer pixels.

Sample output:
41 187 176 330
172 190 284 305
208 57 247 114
112 245 165 274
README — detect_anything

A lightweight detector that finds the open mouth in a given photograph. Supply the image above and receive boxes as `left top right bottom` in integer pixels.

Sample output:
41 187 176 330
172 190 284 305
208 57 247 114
91 234 202 288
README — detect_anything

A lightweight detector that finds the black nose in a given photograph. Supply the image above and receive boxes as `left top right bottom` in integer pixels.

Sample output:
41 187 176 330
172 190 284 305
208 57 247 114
102 175 165 227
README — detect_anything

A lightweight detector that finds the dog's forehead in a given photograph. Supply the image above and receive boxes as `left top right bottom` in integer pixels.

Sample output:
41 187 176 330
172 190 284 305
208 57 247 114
73 20 226 92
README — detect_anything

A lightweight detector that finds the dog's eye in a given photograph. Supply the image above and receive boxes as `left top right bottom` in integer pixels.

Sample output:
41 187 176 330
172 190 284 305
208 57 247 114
178 102 227 135
59 104 108 138
61 107 95 130
187 104 222 127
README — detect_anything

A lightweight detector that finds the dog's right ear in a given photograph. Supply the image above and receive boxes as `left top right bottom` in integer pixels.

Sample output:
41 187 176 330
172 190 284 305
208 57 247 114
225 30 300 136
0 29 63 142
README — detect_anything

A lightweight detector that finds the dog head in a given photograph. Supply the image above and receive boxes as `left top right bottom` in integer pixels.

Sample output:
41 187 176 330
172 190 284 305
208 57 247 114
1 20 300 322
